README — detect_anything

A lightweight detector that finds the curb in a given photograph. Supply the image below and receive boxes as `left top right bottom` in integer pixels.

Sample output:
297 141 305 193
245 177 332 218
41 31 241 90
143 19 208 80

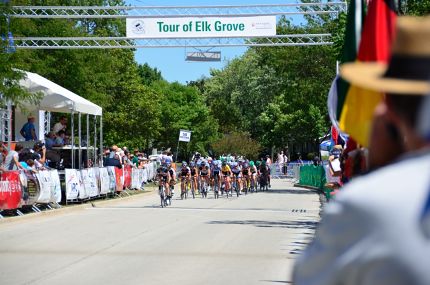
0 187 157 226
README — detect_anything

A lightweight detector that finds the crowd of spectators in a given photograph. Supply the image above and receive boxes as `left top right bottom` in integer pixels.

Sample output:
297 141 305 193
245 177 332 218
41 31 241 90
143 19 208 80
103 145 151 170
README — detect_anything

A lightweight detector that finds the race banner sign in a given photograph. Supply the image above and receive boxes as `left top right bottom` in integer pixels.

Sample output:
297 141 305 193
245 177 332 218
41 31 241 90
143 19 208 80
65 169 81 200
0 171 22 210
126 16 277 38
179 130 192 142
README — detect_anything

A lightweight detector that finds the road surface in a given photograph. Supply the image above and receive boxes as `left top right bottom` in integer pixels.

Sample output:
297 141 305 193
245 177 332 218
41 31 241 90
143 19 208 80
0 179 320 285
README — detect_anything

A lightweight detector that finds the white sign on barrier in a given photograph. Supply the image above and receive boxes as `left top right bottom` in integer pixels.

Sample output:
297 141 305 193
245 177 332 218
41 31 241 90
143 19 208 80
50 170 62 203
65 169 81 200
126 16 277 38
36 171 53 204
131 168 140 190
107 166 116 193
77 171 88 199
82 168 99 198
99 168 110 195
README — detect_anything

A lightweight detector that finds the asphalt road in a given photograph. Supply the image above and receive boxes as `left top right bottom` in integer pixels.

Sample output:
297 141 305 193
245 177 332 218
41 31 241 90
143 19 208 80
0 179 320 285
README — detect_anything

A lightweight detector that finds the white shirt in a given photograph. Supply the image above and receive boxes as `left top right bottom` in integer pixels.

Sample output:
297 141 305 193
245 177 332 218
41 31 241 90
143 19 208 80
53 122 66 134
294 152 430 285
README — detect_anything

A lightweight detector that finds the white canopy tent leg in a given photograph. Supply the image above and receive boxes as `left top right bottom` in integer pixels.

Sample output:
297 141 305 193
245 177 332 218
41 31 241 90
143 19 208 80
86 114 90 167
78 112 82 169
94 115 97 166
99 116 103 167
71 111 75 169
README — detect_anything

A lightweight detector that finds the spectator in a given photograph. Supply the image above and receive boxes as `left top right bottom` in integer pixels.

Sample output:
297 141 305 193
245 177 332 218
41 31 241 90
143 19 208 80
45 132 56 150
293 16 430 285
52 115 67 134
132 149 139 167
277 151 285 174
55 130 66 146
4 143 24 170
104 147 122 169
20 115 37 141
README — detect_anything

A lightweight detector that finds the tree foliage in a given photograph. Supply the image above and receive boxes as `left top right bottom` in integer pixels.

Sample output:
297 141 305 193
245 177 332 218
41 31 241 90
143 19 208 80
211 132 262 160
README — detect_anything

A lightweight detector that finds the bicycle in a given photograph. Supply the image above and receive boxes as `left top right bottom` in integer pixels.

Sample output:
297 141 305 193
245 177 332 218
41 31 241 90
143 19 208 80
232 175 240 197
213 175 220 199
200 175 208 198
159 184 167 208
190 176 196 199
180 176 188 200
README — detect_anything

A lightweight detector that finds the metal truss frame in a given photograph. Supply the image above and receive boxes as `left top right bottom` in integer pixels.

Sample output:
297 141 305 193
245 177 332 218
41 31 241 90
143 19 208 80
9 3 347 19
14 34 332 49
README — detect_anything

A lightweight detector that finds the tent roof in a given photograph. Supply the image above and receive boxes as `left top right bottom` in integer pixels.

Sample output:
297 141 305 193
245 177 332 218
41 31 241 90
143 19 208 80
19 71 102 116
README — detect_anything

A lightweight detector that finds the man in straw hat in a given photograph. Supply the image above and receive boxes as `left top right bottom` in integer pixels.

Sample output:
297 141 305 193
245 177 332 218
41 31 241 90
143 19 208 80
293 16 430 285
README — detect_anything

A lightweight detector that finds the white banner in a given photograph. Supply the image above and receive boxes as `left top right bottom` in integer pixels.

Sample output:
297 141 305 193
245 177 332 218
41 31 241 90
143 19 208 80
77 171 88 200
65 169 81 200
179 129 192 142
99 168 110 195
82 168 99 198
131 168 141 190
50 170 62 203
107 166 117 193
35 171 53 204
127 16 277 39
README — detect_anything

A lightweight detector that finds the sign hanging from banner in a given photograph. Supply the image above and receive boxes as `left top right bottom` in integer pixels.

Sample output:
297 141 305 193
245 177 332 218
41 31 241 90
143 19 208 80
179 129 192 142
127 16 277 39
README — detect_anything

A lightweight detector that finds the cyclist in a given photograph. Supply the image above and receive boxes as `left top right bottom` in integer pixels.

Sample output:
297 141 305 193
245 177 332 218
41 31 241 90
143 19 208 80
180 162 191 198
259 160 270 190
231 162 242 195
241 160 251 193
211 160 221 194
157 164 171 202
199 160 210 196
221 160 232 195
166 163 176 201
249 161 258 191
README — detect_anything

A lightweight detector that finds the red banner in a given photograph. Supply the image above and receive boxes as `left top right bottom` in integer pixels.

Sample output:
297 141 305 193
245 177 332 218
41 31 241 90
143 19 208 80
123 165 132 189
114 167 123 192
0 171 23 210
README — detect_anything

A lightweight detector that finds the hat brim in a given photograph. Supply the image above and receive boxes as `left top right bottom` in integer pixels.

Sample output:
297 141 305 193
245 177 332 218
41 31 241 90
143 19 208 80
340 62 430 95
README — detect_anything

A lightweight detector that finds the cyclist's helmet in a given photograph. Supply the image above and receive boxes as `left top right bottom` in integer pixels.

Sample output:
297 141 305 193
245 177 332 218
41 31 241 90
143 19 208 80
161 166 168 172
190 162 195 167
182 161 187 167
249 161 255 167
166 162 171 168
256 161 261 167
222 160 227 166
200 161 206 167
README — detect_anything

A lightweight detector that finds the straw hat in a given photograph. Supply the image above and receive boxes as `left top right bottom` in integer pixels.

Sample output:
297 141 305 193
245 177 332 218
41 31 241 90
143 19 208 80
340 16 430 95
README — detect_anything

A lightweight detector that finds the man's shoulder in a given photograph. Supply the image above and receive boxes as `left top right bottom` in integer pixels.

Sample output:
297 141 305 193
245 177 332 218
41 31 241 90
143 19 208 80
337 153 430 209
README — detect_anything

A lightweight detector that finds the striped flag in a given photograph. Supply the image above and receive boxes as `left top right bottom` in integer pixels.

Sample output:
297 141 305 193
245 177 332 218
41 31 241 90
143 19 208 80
328 0 365 139
337 0 397 147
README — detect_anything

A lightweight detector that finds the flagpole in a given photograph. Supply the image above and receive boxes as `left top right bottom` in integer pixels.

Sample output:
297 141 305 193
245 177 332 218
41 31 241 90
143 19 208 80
175 140 180 162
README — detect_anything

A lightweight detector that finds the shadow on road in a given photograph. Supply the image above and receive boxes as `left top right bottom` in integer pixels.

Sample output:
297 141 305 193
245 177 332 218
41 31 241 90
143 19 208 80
207 219 318 230
260 280 292 284
264 189 317 195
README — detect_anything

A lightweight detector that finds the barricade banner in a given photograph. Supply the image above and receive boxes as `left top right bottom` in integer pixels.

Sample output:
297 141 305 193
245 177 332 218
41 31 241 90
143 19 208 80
35 171 53 204
20 171 39 206
99 168 110 194
123 165 132 189
298 165 326 189
131 168 140 189
142 167 148 183
114 167 123 192
50 170 62 203
0 171 22 210
93 167 101 194
65 169 81 200
82 168 98 198
107 166 116 193
78 170 89 199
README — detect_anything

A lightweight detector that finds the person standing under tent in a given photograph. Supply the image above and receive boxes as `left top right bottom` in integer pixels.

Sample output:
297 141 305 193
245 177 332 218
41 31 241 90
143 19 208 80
20 115 37 141
52 116 67 134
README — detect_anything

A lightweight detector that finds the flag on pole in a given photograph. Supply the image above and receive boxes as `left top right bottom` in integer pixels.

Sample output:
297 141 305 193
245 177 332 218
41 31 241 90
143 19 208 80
328 0 365 138
338 0 397 147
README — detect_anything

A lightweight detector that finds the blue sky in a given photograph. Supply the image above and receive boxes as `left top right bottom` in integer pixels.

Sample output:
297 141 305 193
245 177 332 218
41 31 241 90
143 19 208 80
125 0 296 83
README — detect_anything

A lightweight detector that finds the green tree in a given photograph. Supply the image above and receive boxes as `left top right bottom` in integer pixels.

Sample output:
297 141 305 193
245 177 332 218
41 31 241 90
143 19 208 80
211 132 262 160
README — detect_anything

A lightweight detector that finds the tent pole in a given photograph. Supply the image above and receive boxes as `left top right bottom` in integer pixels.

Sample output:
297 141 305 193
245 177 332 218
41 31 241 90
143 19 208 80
94 115 97 167
78 112 82 169
86 114 90 167
71 111 75 169
100 116 103 167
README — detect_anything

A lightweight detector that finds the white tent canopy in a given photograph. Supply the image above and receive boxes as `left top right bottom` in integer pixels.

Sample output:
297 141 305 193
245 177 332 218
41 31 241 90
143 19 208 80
19 71 102 116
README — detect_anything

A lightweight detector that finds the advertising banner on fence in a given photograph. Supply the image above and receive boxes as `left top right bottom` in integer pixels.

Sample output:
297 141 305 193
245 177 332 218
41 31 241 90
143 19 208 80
78 171 88 199
35 171 52 204
65 169 81 200
131 168 141 190
99 168 110 195
114 167 123 192
82 168 98 198
107 167 117 193
123 165 132 189
20 171 39 206
127 16 277 39
50 170 62 203
0 171 22 210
